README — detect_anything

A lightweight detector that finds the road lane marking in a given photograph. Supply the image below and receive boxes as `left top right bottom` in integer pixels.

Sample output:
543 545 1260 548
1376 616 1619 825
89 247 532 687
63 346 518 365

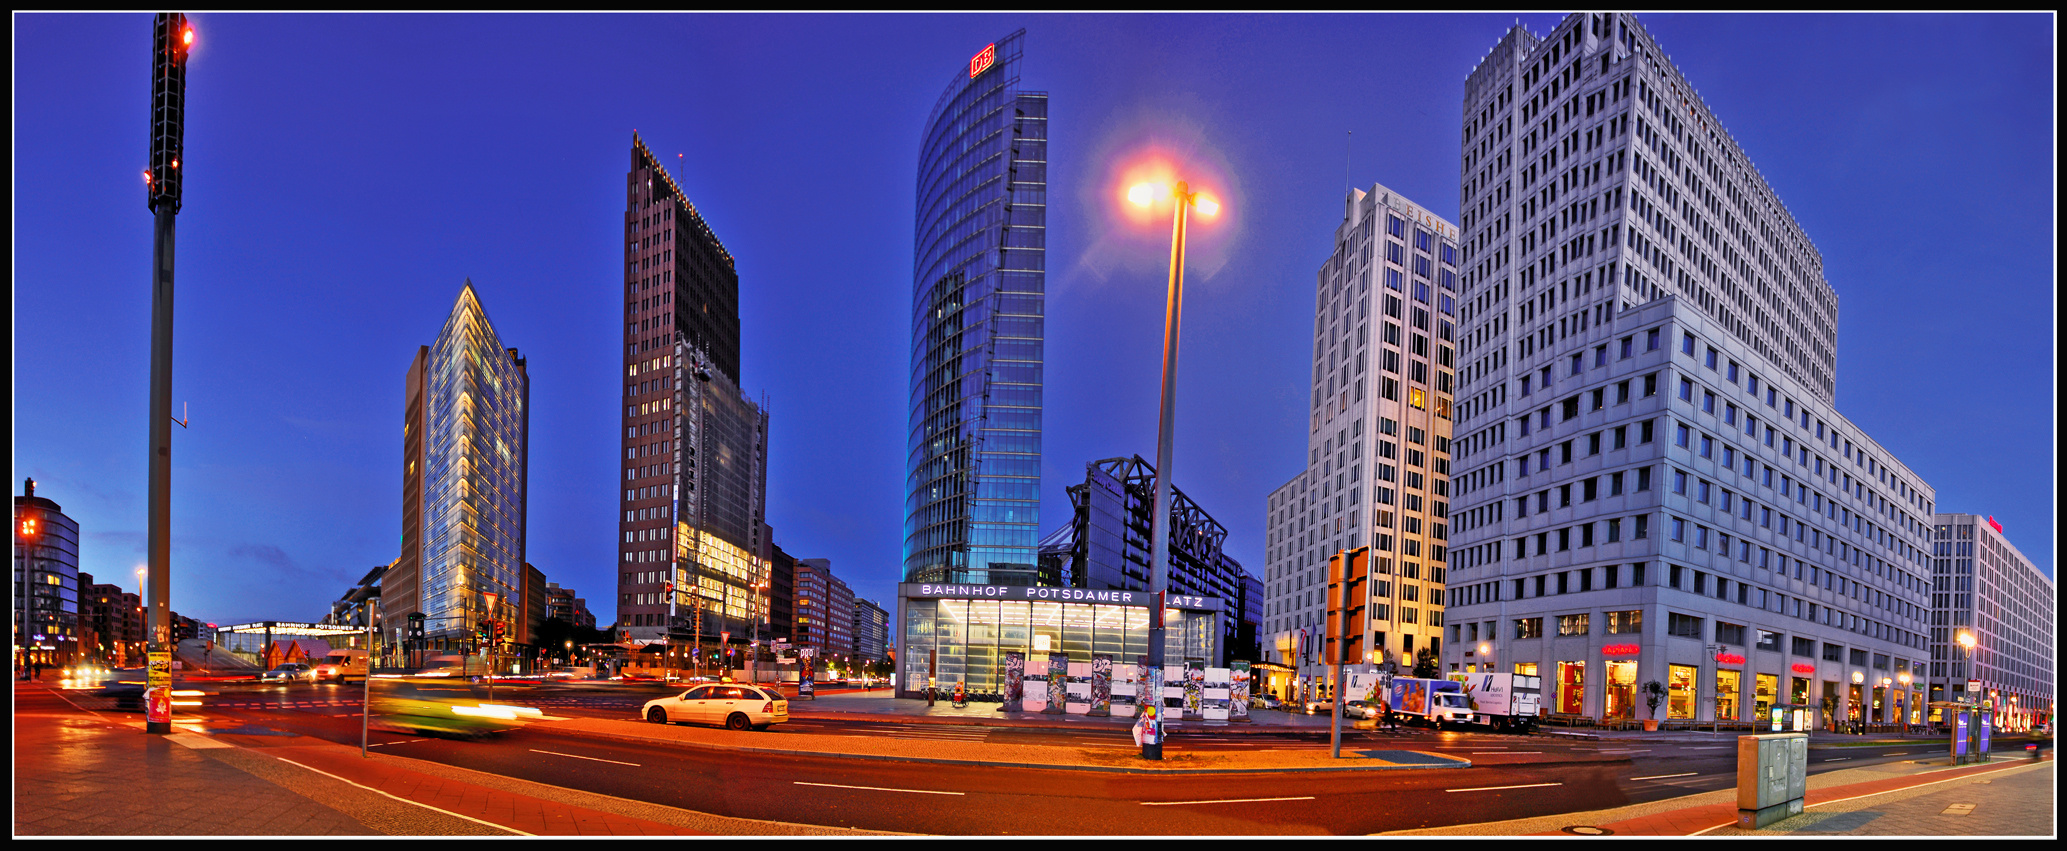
1630 772 1698 781
273 757 529 835
1884 752 1909 756
1824 757 1851 761
1445 783 1562 793
529 749 640 767
1473 751 1541 754
793 782 963 796
366 739 429 747
1141 796 1316 806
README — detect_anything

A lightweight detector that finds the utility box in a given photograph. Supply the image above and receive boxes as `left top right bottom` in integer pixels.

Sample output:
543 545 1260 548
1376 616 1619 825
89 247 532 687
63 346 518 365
1735 733 1809 828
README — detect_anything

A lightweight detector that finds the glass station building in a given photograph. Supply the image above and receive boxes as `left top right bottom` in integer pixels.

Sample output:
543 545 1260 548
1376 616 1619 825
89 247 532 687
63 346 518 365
896 583 1224 699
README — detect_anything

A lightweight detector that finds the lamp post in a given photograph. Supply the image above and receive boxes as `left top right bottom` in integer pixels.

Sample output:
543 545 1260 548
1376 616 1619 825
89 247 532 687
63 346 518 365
1126 176 1219 761
1478 642 1492 675
750 581 768 684
1705 643 1725 734
1956 630 1976 706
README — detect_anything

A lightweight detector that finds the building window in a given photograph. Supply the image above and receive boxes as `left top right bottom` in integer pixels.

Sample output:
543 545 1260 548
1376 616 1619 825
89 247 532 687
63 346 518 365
1667 612 1703 638
1605 610 1642 635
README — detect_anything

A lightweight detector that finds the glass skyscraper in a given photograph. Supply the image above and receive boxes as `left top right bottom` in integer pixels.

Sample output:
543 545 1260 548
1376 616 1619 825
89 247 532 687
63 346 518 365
390 281 529 652
904 30 1048 586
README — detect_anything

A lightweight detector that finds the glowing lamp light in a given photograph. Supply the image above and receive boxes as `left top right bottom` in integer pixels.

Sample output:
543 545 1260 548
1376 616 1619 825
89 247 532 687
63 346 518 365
1127 182 1164 207
1194 194 1220 217
182 26 194 47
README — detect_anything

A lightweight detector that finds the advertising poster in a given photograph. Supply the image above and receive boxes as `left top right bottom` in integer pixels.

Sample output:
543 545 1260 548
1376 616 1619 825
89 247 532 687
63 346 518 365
1065 660 1092 714
146 650 173 726
1141 662 1164 726
1203 666 1231 721
1002 652 1026 711
1953 710 1970 758
1089 654 1113 716
1163 665 1186 715
1978 710 1993 758
1184 661 1205 719
1229 661 1252 721
1022 656 1048 712
1045 653 1068 714
799 657 815 699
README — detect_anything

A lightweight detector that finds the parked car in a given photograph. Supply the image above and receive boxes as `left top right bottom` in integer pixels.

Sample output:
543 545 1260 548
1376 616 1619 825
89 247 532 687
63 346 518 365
643 684 788 731
258 663 316 684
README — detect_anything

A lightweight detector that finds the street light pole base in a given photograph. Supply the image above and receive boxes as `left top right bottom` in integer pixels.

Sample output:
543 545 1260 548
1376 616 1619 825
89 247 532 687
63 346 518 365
1143 743 1162 760
146 721 170 734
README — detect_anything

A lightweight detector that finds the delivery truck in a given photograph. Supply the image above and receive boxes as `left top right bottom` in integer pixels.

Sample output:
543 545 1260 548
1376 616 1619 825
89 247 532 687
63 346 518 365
1448 672 1544 733
1388 676 1473 729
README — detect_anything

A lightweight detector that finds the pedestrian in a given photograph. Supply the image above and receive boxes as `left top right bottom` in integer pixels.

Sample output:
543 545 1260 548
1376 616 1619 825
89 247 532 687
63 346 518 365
33 660 43 680
1381 699 1397 731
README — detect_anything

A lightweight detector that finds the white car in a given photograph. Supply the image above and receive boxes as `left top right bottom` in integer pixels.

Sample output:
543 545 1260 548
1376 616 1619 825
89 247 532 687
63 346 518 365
258 663 316 684
643 684 788 731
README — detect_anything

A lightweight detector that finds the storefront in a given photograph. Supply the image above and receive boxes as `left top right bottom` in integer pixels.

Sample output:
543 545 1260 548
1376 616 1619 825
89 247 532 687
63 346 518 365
896 583 1223 700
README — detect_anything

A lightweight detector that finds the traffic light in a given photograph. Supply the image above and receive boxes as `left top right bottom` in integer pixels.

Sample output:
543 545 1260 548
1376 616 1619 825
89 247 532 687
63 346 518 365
407 612 425 641
17 515 37 541
491 620 505 643
148 13 193 214
1323 547 1370 666
476 622 491 644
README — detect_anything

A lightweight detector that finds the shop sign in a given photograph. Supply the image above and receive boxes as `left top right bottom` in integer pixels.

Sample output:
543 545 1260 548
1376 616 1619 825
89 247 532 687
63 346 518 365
1715 653 1745 666
1791 663 1816 674
1601 643 1640 657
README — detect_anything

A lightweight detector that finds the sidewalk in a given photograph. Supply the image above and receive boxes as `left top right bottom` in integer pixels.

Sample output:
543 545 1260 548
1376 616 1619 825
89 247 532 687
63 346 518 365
786 689 1341 730
1382 749 2055 837
12 682 887 836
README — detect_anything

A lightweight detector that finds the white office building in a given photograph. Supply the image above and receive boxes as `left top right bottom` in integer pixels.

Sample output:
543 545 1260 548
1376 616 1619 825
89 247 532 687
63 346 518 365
1441 13 1936 729
1260 185 1460 703
1926 515 2054 731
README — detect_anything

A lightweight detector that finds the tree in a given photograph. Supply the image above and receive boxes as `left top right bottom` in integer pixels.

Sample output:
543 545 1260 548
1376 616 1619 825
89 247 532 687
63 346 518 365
1642 680 1668 719
1412 647 1440 678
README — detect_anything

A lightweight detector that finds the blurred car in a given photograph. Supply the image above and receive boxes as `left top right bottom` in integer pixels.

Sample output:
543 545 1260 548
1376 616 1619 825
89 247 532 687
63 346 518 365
1304 699 1334 715
258 663 317 684
1343 699 1376 720
1249 695 1283 711
643 684 788 731
617 671 661 683
312 649 368 683
368 678 539 738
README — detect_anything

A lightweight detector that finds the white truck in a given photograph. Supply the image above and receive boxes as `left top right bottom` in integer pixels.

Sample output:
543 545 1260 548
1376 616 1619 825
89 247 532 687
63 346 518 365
1448 672 1544 733
1389 677 1475 729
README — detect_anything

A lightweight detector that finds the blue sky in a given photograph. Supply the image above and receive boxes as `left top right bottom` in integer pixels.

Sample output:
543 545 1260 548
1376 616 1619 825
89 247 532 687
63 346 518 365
12 13 2054 627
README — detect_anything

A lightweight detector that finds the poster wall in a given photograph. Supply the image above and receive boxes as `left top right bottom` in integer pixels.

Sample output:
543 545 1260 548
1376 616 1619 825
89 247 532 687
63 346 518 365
1090 654 1113 716
1163 665 1186 717
1002 652 1026 712
1112 659 1139 718
1184 661 1206 719
1065 660 1092 715
1023 656 1049 713
1141 660 1164 725
1203 667 1232 721
1229 661 1252 721
1046 653 1068 715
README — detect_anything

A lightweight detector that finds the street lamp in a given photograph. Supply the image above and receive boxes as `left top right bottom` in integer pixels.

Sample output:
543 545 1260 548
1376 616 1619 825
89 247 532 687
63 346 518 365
1126 174 1220 761
1898 671 1913 729
1478 642 1491 674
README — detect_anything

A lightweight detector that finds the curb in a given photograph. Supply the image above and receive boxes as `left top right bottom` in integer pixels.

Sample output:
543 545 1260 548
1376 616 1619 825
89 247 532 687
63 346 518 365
548 722 1474 775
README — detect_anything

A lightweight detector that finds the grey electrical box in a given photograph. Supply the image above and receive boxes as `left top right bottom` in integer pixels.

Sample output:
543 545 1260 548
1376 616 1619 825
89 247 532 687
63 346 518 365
1735 732 1809 828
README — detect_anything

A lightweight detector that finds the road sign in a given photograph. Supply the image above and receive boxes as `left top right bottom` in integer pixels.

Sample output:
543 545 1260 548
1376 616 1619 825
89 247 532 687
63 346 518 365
1968 679 1982 695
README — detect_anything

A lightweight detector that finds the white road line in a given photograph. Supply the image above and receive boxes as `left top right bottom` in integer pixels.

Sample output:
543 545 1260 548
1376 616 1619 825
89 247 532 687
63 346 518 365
1445 782 1562 793
1141 796 1316 806
1630 772 1698 781
529 749 640 767
1824 757 1851 761
1884 752 1909 756
793 781 963 796
1473 751 1541 754
273 757 529 835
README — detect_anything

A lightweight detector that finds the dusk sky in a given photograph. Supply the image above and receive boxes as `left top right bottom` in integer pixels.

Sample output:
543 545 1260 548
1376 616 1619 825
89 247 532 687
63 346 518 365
13 13 2054 628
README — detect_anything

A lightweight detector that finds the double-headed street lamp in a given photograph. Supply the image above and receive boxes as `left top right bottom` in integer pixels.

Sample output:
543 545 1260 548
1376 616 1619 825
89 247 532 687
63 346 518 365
1126 175 1220 761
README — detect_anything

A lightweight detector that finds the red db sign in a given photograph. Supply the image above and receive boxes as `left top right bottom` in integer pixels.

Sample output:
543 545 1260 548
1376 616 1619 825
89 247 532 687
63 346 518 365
970 43 996 78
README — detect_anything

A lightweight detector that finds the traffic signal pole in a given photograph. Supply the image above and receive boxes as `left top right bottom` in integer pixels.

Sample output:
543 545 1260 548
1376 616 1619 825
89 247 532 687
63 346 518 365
143 12 192 736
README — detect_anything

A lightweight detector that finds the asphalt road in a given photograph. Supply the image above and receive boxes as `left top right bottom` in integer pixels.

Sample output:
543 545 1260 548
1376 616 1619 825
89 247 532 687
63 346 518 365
79 680 2035 835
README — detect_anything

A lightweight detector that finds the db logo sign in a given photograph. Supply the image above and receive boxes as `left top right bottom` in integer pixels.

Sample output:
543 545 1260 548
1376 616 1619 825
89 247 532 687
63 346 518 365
969 43 996 78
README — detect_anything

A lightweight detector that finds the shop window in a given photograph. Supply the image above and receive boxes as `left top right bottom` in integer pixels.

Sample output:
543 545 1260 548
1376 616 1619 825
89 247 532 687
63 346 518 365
1669 664 1697 719
1557 661 1586 714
